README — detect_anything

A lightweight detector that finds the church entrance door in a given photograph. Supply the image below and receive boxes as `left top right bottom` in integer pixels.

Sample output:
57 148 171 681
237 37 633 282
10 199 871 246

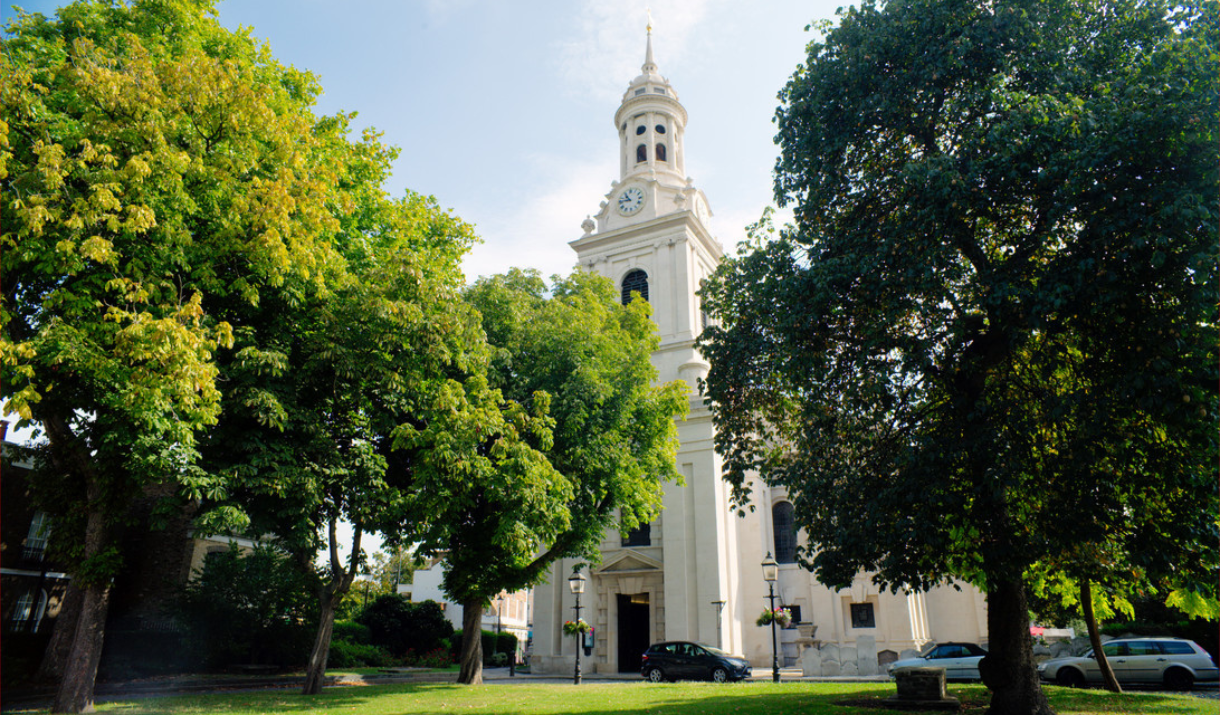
616 593 650 673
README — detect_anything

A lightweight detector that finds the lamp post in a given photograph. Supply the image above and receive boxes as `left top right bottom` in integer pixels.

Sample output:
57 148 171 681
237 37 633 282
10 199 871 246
762 552 780 683
569 570 587 685
711 600 726 649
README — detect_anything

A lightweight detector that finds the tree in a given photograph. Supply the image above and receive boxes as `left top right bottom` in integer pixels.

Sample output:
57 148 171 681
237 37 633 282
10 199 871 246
2 1 357 709
698 3 1217 714
416 269 687 684
368 546 418 595
194 184 484 694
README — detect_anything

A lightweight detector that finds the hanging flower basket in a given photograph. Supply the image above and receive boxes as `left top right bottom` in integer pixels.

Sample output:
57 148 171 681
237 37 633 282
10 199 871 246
563 619 591 636
756 608 793 628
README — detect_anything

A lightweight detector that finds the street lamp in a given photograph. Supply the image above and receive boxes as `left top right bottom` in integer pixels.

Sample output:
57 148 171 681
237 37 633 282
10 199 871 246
762 552 780 683
569 570 587 685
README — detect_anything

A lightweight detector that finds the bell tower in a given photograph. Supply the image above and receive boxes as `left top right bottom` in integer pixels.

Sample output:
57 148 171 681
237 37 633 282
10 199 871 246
616 28 687 186
547 22 744 676
571 23 720 381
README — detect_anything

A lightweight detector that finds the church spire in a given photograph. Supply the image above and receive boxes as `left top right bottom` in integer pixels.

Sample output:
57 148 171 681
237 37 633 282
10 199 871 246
643 11 657 75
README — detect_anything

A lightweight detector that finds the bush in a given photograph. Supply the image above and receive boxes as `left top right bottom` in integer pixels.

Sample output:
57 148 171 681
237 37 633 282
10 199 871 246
332 620 371 645
175 544 320 669
401 647 453 668
356 596 453 657
327 639 392 668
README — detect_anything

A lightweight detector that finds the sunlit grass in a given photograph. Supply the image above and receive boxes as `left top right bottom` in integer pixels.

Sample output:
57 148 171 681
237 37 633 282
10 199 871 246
15 681 1214 715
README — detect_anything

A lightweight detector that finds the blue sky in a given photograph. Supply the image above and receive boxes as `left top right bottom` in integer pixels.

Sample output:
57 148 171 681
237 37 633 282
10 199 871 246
6 0 852 283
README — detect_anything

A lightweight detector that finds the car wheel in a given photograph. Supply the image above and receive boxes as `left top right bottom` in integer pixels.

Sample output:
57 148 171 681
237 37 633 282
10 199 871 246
1163 668 1194 691
711 667 728 683
1057 668 1086 689
646 667 666 683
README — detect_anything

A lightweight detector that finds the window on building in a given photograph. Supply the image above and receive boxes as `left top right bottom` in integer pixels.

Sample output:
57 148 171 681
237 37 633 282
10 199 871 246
636 144 647 162
621 270 649 305
621 521 651 547
784 604 802 628
655 143 667 162
10 589 47 633
655 124 666 134
850 602 875 628
772 501 796 564
23 511 51 561
636 125 646 135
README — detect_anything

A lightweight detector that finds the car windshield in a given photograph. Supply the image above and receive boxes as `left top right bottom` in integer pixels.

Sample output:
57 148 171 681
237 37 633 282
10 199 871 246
700 644 729 657
920 643 940 657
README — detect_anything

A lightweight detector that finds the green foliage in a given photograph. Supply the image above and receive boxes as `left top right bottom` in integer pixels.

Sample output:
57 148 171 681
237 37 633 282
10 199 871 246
700 0 1216 707
426 269 687 608
705 0 1217 602
355 596 453 658
176 544 320 668
0 0 372 566
326 640 393 669
331 621 371 645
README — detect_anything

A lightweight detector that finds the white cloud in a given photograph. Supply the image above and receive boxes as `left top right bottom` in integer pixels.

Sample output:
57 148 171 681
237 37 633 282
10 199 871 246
461 154 618 283
558 0 711 104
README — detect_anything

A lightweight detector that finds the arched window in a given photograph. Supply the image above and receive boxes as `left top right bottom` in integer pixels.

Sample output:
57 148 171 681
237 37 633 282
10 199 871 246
655 143 667 162
621 269 649 305
636 144 647 163
773 501 797 564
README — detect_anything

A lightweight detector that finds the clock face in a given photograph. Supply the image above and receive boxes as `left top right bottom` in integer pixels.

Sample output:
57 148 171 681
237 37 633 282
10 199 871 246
617 187 645 215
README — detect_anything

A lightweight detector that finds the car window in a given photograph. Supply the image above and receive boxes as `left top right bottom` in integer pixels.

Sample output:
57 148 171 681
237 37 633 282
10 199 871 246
1101 643 1129 657
1158 641 1196 655
1126 642 1160 656
656 644 675 655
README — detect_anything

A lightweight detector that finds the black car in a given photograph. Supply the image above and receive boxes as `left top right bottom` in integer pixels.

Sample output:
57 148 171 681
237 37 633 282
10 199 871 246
640 641 752 682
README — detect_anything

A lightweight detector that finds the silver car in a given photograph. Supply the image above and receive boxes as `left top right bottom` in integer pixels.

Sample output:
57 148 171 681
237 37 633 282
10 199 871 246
1037 637 1218 690
888 642 988 681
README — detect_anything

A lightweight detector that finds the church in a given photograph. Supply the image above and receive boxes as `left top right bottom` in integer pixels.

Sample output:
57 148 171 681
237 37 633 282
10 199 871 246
529 28 989 677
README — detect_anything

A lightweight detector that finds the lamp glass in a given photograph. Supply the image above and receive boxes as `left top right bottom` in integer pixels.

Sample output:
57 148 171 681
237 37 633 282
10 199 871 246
761 552 779 582
569 571 587 594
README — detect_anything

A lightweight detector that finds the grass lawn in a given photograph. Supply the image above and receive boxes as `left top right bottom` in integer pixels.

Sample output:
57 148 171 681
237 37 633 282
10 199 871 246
32 681 1211 715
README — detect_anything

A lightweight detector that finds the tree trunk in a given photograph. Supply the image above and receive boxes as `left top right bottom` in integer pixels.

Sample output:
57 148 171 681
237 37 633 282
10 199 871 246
978 576 1054 715
457 601 485 685
37 583 83 683
302 596 338 695
52 580 112 714
1081 580 1121 693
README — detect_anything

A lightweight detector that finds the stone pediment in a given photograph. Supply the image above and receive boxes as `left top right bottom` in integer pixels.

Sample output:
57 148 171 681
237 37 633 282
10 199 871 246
594 549 662 574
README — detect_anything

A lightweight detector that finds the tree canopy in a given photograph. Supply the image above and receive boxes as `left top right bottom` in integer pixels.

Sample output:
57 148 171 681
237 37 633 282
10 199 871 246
699 2 1216 714
1 0 476 707
426 269 688 684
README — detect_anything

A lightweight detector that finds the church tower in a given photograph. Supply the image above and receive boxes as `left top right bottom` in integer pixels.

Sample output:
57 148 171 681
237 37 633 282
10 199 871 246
531 23 752 676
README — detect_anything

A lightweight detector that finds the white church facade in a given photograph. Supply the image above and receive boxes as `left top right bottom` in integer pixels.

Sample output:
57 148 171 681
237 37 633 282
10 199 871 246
529 29 989 677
